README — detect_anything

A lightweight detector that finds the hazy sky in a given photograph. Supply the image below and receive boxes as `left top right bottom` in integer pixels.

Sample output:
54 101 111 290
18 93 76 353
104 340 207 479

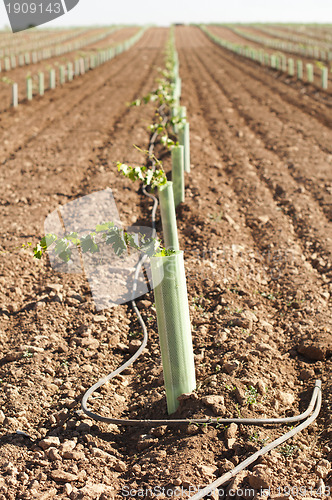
1 0 332 29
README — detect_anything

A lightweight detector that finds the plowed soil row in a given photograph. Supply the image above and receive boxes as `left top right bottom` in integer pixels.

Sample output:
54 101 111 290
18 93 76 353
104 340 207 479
0 27 138 111
208 26 332 94
0 24 331 500
257 25 332 46
239 26 331 48
0 28 86 54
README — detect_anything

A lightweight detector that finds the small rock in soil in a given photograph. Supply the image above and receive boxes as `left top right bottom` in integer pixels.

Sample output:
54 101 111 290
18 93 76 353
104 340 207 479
297 342 325 361
129 339 142 354
231 316 252 329
235 386 246 405
226 438 236 449
64 483 73 495
197 464 216 477
249 465 270 489
114 460 127 472
299 368 315 380
256 379 267 395
91 447 114 460
137 300 152 309
63 451 86 460
60 440 77 454
93 315 107 322
39 436 60 450
71 481 114 499
225 423 238 439
50 470 78 482
201 394 225 414
47 447 61 461
46 284 63 293
225 360 242 374
315 459 331 479
276 391 295 407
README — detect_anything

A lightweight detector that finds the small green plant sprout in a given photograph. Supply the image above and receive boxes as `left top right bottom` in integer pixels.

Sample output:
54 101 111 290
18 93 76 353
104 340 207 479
148 113 178 149
192 296 204 310
1 76 15 85
315 60 325 70
117 148 167 190
260 291 277 301
117 161 167 190
22 349 34 358
129 77 175 109
154 248 176 257
224 382 236 391
33 223 162 263
160 134 176 149
248 431 259 442
245 385 258 405
234 403 242 418
128 331 144 339
170 114 186 129
280 444 298 457
208 211 223 223
215 417 224 429
248 431 270 445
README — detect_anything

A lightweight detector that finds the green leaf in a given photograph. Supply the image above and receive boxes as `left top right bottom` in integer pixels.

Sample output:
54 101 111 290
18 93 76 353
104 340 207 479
96 222 115 232
154 248 176 257
41 233 57 250
105 230 126 256
65 232 80 245
124 232 140 251
57 248 72 262
33 243 44 259
80 234 99 254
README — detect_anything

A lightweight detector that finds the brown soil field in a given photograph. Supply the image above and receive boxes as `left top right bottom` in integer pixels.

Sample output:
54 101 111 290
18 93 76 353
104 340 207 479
0 28 87 54
262 25 332 45
0 27 139 111
0 24 331 499
208 26 332 94
237 25 331 47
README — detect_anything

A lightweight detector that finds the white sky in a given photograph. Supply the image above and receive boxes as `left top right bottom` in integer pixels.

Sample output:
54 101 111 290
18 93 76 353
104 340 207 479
1 0 332 29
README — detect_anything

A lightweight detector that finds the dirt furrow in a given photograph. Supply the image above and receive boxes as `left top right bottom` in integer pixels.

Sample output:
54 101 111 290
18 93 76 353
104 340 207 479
209 25 332 93
0 29 167 242
0 28 139 110
204 27 332 121
177 28 330 294
0 29 155 167
0 25 331 499
0 27 170 492
174 25 332 495
189 38 332 279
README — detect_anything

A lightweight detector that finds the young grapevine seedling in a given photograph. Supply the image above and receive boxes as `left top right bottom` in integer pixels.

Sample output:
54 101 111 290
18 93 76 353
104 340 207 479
33 222 171 263
117 148 167 190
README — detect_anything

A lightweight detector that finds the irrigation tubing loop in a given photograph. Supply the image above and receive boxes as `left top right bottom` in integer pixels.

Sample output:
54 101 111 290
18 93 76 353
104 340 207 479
81 88 322 497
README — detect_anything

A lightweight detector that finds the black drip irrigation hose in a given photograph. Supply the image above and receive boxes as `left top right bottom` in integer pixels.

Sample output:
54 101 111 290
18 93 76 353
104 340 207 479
81 98 322 497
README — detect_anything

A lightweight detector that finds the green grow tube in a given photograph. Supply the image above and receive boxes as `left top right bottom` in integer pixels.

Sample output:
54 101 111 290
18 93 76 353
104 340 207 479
178 122 191 173
151 251 196 414
158 181 179 251
171 145 185 207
